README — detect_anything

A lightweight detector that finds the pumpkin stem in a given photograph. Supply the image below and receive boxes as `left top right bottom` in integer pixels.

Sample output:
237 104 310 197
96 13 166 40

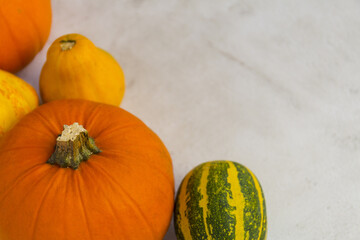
47 122 100 169
60 39 76 51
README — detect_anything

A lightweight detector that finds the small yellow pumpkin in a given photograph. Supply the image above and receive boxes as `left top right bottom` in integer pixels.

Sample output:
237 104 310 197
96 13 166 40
0 69 39 137
39 33 125 106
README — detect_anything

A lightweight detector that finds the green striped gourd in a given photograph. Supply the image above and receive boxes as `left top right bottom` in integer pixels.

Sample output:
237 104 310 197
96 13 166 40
174 160 267 240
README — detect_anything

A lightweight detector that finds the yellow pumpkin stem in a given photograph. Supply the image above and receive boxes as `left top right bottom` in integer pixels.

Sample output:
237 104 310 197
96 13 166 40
60 39 76 51
47 122 100 169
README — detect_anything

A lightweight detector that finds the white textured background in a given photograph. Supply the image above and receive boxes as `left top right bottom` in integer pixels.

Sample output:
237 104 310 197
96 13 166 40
18 0 360 239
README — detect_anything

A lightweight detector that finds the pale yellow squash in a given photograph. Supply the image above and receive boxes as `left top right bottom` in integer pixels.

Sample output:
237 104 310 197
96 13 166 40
0 70 39 137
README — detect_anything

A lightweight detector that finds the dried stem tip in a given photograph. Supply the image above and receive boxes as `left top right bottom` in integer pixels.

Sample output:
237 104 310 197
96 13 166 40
60 39 76 51
47 123 100 169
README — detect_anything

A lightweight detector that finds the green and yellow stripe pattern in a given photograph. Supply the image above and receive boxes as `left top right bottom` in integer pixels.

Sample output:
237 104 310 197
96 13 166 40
174 160 267 240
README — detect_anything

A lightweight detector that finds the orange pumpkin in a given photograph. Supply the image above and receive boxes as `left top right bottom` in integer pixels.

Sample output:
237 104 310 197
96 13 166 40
0 99 174 240
0 0 52 73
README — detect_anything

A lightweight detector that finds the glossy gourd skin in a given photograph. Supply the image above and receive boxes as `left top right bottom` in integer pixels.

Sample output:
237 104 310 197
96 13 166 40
0 99 174 240
40 34 125 106
174 160 267 240
0 70 38 137
0 0 52 73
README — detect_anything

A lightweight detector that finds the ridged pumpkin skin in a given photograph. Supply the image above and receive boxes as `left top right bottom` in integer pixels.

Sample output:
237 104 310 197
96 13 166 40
174 160 267 240
0 99 174 240
0 0 52 73
0 70 38 137
40 34 125 106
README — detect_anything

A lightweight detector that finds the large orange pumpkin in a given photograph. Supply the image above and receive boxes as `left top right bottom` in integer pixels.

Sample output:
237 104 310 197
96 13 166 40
0 100 174 240
0 0 52 73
